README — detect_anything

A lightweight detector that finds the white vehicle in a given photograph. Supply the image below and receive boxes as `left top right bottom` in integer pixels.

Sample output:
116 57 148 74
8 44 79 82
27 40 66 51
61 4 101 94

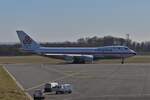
55 84 72 94
44 82 58 92
16 30 136 64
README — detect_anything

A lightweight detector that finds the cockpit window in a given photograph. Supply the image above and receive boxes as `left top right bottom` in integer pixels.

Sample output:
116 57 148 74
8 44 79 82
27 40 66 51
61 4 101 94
125 47 128 50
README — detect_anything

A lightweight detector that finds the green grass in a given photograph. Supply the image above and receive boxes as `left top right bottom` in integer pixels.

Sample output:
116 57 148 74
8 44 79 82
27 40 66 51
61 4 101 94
0 55 149 64
0 55 63 64
126 55 150 63
95 55 150 64
0 66 29 100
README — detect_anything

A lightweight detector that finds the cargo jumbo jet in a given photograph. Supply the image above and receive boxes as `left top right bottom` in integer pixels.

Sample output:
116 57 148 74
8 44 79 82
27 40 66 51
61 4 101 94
16 31 136 64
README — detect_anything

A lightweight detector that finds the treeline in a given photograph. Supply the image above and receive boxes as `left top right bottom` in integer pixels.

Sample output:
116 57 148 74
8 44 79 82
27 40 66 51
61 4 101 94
42 36 150 52
0 36 150 56
0 44 31 56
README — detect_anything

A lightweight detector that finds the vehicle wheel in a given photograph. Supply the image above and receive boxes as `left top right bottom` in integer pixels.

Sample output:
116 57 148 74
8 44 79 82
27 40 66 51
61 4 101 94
68 91 72 94
33 97 39 100
56 91 59 94
41 97 45 100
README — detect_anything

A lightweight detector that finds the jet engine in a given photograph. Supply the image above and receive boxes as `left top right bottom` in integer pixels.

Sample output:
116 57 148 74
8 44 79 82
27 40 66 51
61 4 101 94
64 55 93 64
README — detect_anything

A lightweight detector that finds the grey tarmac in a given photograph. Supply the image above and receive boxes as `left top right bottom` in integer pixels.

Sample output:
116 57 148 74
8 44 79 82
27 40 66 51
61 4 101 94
4 63 150 100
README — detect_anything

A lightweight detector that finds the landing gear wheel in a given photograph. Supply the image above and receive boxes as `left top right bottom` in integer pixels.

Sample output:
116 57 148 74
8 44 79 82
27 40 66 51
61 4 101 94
121 58 124 64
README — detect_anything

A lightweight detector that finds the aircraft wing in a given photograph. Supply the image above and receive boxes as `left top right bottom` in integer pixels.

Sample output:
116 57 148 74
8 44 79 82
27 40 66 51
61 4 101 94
44 53 93 58
43 53 93 63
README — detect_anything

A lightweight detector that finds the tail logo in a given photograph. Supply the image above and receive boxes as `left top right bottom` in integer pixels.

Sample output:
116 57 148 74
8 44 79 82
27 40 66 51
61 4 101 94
23 35 32 44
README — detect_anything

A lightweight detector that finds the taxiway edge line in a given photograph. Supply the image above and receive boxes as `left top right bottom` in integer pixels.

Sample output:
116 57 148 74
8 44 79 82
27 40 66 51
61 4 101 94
3 65 33 100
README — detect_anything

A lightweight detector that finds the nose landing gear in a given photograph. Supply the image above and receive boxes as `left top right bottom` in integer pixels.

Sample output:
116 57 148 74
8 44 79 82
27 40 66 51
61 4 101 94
121 57 125 64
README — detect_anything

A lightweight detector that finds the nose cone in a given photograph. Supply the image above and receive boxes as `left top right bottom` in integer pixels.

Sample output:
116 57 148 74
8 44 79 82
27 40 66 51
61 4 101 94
131 50 136 55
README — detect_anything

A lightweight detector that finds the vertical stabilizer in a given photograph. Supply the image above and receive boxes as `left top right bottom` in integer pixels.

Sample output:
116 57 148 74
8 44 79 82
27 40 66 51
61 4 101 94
16 30 40 51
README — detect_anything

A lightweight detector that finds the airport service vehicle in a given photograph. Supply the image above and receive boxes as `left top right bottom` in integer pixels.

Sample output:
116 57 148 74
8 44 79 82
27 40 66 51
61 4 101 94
16 30 136 64
55 84 72 94
44 82 58 92
33 89 45 100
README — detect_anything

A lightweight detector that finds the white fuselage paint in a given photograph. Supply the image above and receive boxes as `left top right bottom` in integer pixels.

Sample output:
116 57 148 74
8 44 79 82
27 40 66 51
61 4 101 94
35 46 136 60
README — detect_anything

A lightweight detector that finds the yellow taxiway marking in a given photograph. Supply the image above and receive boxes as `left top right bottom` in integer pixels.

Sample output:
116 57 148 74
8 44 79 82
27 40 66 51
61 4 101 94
26 64 84 91
25 71 81 91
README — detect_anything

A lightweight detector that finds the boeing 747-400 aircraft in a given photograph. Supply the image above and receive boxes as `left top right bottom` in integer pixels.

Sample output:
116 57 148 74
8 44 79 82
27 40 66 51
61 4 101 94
16 30 136 64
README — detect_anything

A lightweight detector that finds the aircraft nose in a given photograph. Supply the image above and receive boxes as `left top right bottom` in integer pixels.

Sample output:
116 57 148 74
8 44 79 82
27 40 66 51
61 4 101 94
131 50 136 55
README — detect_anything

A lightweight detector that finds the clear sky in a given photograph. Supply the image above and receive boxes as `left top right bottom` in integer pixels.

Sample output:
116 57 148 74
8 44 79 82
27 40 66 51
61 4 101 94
0 0 150 43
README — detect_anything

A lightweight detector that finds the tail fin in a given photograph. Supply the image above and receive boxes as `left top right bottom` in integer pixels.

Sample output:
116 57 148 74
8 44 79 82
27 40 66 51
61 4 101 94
16 30 40 51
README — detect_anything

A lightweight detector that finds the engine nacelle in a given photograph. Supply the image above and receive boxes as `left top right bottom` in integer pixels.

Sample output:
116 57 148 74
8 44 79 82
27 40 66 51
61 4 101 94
64 55 74 63
82 55 93 63
64 55 93 64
